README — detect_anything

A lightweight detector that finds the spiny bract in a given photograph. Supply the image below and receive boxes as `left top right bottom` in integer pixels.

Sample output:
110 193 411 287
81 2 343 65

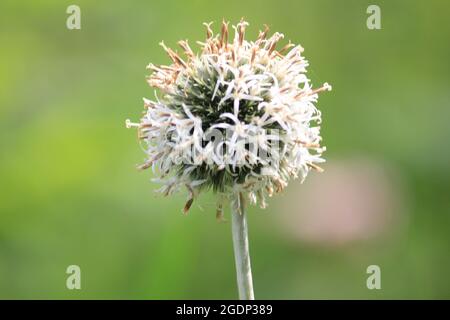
126 19 331 216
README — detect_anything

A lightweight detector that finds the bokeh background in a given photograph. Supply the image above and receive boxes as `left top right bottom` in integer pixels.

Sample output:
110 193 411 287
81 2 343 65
1 0 449 299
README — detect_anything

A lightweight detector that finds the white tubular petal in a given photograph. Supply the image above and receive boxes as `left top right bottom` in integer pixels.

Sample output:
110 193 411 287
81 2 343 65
220 112 240 123
233 98 240 116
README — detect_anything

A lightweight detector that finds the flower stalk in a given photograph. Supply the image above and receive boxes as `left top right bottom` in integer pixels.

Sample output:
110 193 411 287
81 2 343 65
231 193 254 300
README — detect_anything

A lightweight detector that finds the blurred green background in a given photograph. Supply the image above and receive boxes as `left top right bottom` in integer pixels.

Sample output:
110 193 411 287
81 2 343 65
0 0 449 299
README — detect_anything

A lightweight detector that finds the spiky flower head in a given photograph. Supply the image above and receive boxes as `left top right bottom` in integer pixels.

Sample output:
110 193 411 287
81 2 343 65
126 19 331 216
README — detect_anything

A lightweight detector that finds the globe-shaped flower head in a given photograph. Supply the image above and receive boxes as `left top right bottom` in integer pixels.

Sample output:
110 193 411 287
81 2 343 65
126 19 331 216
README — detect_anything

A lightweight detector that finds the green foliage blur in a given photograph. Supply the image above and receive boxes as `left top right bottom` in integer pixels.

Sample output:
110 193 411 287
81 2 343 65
0 0 449 299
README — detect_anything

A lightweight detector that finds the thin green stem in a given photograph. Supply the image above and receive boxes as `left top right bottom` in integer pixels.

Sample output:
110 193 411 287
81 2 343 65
231 193 255 300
